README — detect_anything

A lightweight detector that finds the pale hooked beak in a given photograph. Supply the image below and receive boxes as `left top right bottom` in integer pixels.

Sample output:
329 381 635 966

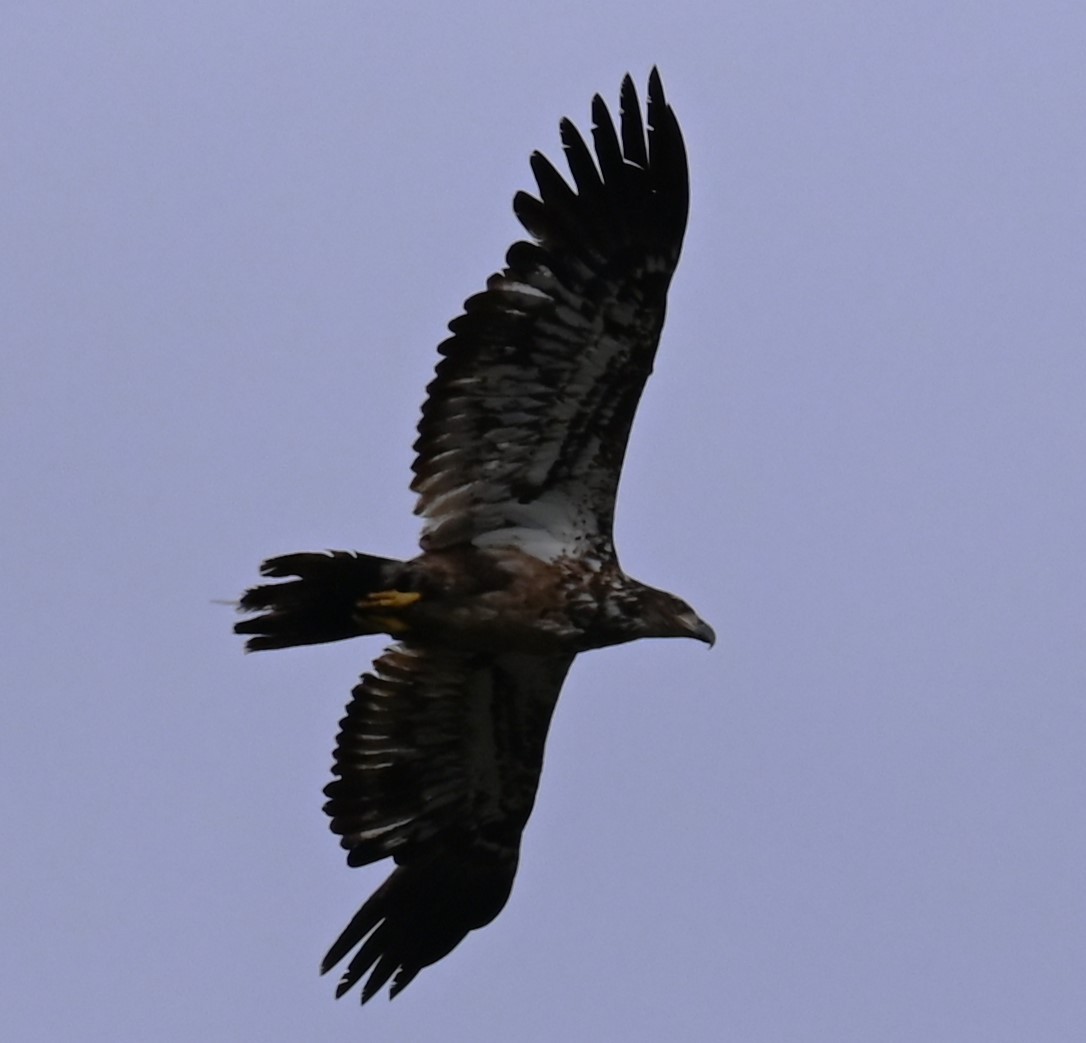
679 610 716 648
692 618 716 648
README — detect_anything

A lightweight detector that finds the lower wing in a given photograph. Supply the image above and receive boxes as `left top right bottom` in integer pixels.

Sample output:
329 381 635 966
321 643 574 1002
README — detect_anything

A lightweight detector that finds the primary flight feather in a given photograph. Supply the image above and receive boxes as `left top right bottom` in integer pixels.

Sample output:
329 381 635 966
236 67 712 1005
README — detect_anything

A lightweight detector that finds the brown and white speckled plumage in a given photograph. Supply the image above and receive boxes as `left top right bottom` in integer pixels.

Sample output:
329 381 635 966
235 68 712 1006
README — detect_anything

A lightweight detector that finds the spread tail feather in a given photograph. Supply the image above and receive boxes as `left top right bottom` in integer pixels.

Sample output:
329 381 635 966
235 551 405 651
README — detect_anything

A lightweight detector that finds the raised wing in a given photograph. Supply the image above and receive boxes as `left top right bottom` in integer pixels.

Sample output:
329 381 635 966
321 643 574 1002
412 69 688 560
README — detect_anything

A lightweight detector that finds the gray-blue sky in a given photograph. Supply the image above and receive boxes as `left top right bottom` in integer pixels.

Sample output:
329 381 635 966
3 3 1084 1040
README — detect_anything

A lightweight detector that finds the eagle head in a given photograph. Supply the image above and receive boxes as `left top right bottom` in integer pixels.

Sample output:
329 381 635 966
635 586 716 647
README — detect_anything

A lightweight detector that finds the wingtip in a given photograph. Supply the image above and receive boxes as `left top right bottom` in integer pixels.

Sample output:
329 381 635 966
333 976 353 1000
388 967 418 1000
359 980 380 1005
321 949 364 1002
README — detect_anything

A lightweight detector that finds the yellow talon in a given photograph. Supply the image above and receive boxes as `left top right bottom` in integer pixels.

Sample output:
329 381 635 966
358 590 422 611
354 590 421 634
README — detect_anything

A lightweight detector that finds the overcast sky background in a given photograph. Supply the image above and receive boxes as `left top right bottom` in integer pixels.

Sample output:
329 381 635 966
4 3 1084 1041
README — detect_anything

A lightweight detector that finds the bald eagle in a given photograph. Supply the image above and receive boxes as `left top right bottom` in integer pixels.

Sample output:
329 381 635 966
236 68 712 1004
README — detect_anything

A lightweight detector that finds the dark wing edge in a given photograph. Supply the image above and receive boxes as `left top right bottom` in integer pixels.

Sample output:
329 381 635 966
320 644 574 1003
411 69 689 555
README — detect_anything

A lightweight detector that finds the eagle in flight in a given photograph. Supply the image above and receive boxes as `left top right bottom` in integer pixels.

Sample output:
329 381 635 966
236 68 713 1004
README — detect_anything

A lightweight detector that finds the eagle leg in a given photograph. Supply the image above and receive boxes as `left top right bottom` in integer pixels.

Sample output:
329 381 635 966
353 590 422 636
356 590 422 610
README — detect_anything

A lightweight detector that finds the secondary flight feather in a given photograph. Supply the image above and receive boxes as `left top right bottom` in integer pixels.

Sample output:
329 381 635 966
236 67 712 1005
